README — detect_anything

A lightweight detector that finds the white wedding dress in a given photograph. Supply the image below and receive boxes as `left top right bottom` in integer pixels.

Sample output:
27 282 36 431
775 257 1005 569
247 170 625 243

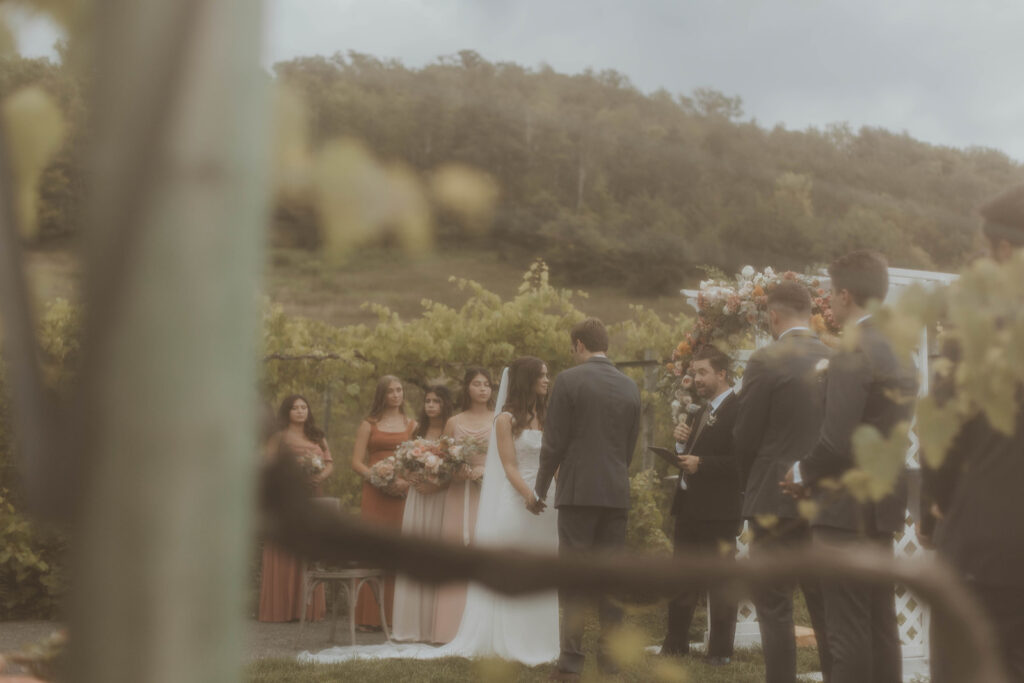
299 370 560 667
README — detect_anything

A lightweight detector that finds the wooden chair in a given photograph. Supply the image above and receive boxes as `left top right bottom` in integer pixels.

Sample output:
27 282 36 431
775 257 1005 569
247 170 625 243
296 498 391 646
298 565 391 646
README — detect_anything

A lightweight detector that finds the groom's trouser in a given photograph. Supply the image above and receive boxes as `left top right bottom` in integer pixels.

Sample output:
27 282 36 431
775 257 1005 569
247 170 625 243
750 517 832 683
663 516 739 658
812 526 900 683
556 505 627 674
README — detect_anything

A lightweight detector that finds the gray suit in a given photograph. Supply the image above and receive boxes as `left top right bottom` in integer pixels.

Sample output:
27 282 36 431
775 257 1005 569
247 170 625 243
534 355 641 674
797 319 917 683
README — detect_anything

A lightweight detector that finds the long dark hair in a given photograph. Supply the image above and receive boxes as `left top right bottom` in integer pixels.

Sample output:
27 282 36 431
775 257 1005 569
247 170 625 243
277 393 325 444
414 385 454 439
502 356 546 438
367 374 407 421
459 366 495 412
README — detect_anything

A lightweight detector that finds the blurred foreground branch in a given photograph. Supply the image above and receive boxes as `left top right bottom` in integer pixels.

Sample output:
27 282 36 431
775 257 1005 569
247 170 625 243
264 458 1010 683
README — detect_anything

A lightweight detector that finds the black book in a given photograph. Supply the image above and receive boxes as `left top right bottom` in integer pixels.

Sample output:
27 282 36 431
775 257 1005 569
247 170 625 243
647 446 683 471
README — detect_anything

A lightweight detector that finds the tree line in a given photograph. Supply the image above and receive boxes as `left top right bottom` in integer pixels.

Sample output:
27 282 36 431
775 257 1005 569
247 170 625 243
7 49 1024 292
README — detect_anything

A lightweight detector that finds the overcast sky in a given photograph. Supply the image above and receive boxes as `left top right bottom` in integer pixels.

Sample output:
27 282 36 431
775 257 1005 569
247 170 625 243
9 0 1024 161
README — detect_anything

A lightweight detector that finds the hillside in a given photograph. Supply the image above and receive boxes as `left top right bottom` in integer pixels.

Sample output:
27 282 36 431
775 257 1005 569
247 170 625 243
26 247 689 328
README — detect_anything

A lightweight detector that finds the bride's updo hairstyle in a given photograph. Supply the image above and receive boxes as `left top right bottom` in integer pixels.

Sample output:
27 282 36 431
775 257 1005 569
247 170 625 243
502 356 547 438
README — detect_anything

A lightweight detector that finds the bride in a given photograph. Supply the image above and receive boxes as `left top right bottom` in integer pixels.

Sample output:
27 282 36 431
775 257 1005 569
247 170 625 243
300 357 560 666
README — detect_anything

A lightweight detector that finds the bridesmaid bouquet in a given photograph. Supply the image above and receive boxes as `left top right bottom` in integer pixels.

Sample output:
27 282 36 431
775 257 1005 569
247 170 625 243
451 435 487 483
395 436 465 485
297 449 325 478
368 456 404 496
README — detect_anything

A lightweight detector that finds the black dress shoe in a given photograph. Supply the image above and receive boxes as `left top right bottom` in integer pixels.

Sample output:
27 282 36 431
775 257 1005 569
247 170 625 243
659 644 689 657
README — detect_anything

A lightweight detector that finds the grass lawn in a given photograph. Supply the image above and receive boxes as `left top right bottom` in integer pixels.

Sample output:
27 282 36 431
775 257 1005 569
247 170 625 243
248 600 825 682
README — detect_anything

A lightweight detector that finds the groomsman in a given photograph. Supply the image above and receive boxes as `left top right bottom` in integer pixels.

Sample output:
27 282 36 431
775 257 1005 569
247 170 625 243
783 250 917 683
733 280 832 683
660 345 742 665
921 183 1024 682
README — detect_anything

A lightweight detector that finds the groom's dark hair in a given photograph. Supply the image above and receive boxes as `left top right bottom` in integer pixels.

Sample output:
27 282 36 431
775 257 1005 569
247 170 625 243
767 280 812 316
571 318 609 353
829 250 888 307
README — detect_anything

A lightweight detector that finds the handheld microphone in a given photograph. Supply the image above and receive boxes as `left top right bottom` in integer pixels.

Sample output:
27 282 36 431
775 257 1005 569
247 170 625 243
683 402 701 427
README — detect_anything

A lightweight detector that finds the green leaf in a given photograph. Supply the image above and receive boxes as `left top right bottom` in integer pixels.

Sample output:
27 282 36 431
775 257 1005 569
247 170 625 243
851 422 910 501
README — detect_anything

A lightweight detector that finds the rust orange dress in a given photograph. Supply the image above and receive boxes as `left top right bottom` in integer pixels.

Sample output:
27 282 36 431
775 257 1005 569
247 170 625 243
258 432 332 622
354 418 414 628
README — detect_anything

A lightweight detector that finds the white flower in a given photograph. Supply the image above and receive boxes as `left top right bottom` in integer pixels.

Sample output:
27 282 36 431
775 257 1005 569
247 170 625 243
764 267 776 278
741 265 755 280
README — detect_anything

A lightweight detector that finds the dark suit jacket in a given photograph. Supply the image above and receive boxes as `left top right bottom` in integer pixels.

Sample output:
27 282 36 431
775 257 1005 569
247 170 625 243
798 319 918 535
535 356 642 509
922 340 1024 586
733 330 831 520
670 391 743 523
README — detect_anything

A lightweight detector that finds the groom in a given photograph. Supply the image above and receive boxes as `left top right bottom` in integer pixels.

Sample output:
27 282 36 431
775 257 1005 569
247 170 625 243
531 318 642 680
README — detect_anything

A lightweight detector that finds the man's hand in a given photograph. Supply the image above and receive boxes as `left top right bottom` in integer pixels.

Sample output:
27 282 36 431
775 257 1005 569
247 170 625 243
673 421 692 444
677 454 699 475
779 465 807 499
526 495 546 515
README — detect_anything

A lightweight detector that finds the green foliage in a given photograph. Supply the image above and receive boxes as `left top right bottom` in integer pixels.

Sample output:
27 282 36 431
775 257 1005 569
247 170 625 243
626 469 671 553
0 489 67 619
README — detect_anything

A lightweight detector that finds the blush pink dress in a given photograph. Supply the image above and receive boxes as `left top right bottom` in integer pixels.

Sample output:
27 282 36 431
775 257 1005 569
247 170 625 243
431 420 491 643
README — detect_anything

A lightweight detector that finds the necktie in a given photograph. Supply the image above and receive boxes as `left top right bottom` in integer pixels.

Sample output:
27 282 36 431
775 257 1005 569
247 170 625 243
687 406 711 455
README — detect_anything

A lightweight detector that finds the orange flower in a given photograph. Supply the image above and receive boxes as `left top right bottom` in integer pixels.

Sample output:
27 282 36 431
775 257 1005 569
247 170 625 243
676 341 691 355
811 313 826 333
752 285 764 297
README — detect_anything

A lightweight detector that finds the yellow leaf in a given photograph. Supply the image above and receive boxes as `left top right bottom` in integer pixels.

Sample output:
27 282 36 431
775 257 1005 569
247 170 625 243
473 657 516 682
0 15 15 57
2 86 67 239
605 625 648 668
429 163 499 233
797 499 818 523
271 84 311 198
653 658 690 682
850 422 910 501
915 396 962 468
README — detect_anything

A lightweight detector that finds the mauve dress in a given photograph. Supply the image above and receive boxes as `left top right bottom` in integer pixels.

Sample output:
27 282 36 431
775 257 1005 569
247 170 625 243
257 432 332 622
354 419 414 628
431 420 491 643
391 436 449 643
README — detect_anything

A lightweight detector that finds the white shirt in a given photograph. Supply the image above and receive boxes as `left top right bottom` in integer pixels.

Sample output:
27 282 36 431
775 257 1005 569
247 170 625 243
677 387 733 490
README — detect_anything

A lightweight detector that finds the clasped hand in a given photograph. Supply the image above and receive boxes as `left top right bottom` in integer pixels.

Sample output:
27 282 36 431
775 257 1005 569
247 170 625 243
525 493 546 515
779 465 807 499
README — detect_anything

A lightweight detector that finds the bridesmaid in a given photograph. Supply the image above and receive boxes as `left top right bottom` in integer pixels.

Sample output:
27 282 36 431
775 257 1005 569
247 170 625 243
258 394 334 622
432 367 494 643
351 374 414 631
391 385 455 643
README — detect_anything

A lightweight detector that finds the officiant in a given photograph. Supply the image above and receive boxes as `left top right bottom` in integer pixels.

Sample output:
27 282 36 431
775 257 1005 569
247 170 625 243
660 345 742 666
